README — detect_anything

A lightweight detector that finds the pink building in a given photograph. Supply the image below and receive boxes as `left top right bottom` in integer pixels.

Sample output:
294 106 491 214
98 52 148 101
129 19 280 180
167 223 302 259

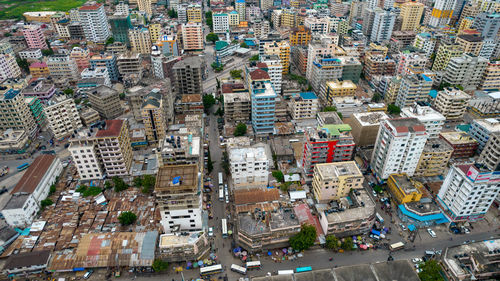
70 47 90 72
22 25 48 50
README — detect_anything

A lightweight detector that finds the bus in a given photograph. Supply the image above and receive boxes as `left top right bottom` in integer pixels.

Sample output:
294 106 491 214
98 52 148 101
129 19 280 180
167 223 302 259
219 188 224 201
200 264 223 276
376 212 384 223
231 264 247 275
389 242 405 251
295 266 312 273
16 163 30 171
221 219 228 238
277 270 294 275
218 172 223 187
246 261 261 270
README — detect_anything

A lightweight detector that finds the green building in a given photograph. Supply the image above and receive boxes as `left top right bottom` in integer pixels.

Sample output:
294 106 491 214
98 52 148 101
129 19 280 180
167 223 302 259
109 14 133 46
25 96 46 129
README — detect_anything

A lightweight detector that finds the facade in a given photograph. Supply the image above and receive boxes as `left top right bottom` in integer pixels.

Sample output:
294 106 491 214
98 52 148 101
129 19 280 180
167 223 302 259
87 85 123 119
260 40 291 75
89 53 119 81
309 55 343 94
347 112 389 147
24 97 46 129
289 26 312 46
141 91 166 144
29 62 50 79
401 102 445 138
78 3 111 42
22 25 47 50
247 69 276 135
320 80 357 107
44 95 83 139
469 118 500 152
431 43 463 71
172 56 204 95
81 67 112 88
213 13 229 33
413 32 438 57
0 89 38 137
400 1 424 31
371 118 428 181
235 0 246 22
370 8 396 43
46 54 80 82
440 131 479 158
312 161 363 203
181 22 203 51
363 55 396 81
229 145 269 187
18 48 43 61
109 13 132 46
414 137 453 177
137 0 152 16
473 12 500 40
395 74 432 108
129 27 152 54
70 47 90 72
259 56 283 94
480 62 500 90
455 34 484 56
429 0 456 27
290 92 319 120
443 54 489 91
340 57 363 83
223 92 251 123
187 4 203 23
387 174 423 204
117 52 143 83
0 54 21 81
304 16 330 34
478 132 500 171
433 87 471 120
438 164 500 221
21 78 55 100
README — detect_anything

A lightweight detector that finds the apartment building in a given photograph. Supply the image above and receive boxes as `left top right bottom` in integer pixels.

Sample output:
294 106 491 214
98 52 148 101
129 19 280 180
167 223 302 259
370 8 396 42
433 87 471 120
175 94 204 114
223 92 251 123
347 112 389 146
395 74 433 108
29 62 50 79
401 102 445 138
340 57 363 83
413 32 438 58
305 36 339 80
431 43 463 71
229 145 269 187
443 54 489 91
89 53 119 81
158 233 209 263
229 11 239 27
235 0 246 22
259 56 283 94
289 26 312 46
253 19 270 39
87 85 123 119
469 118 500 152
455 34 484 56
320 80 357 107
438 164 500 221
429 0 456 27
24 96 45 129
129 27 152 54
109 13 132 46
172 56 204 95
473 12 500 40
260 40 290 75
400 1 424 31
290 92 319 120
78 3 111 42
69 119 132 180
478 132 500 171
156 119 202 167
137 0 152 16
0 89 38 137
155 164 203 233
213 13 229 33
181 22 203 51
370 118 428 181
247 69 276 135
22 25 48 50
186 4 202 23
439 131 479 158
127 81 173 124
0 54 21 81
302 125 355 177
387 174 423 205
46 54 80 82
393 51 427 75
363 55 396 81
312 161 363 203
117 52 143 83
414 137 453 177
0 129 29 152
148 23 161 43
141 91 166 144
81 67 112 88
80 107 100 126
70 47 90 72
480 62 500 90
309 55 343 94
304 16 330 34
44 95 82 139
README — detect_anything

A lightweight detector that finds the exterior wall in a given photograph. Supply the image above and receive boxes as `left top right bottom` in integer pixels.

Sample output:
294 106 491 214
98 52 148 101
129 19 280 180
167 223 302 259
2 196 38 227
160 207 203 233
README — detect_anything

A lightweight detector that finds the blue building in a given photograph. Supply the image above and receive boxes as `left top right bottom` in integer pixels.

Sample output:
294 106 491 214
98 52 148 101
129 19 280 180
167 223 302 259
89 54 119 81
247 69 276 135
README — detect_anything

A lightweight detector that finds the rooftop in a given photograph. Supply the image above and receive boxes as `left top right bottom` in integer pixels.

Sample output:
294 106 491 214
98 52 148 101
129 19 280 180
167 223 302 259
223 91 250 103
401 103 445 122
3 250 51 270
180 94 202 103
386 118 426 134
389 174 421 195
315 161 362 180
238 206 300 235
423 137 453 153
326 80 357 89
317 189 375 224
159 232 203 248
440 131 478 145
234 188 280 205
155 164 199 192
438 88 470 99
11 155 57 195
95 120 124 138
249 69 271 81
229 145 268 163
474 118 500 133
172 56 204 69
298 92 318 100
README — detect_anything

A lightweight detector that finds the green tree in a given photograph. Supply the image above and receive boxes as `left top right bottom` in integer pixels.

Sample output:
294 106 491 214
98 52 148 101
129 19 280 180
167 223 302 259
16 57 29 73
141 175 155 194
211 62 223 72
49 184 56 196
207 148 214 173
222 151 230 175
63 88 74 96
113 176 129 192
41 49 54 56
387 104 401 115
118 211 137 226
105 181 113 190
205 11 213 30
230 69 243 79
371 93 382 102
341 237 354 251
203 94 216 113
152 259 169 272
74 98 81 104
133 176 143 187
322 106 337 112
41 198 53 209
337 112 343 119
168 9 178 18
325 234 340 251
272 170 284 183
105 37 114 46
240 42 248 48
289 224 317 251
418 260 445 281
234 122 247 136
438 81 451 90
206 32 219 43
4 32 12 37
215 107 224 116
249 54 259 62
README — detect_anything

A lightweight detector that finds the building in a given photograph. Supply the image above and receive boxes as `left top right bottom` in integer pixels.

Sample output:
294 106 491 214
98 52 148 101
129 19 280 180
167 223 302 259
70 47 90 72
480 62 500 90
186 4 202 23
470 118 500 152
312 161 363 203
44 95 82 139
371 118 428 181
109 13 132 46
247 70 276 135
401 102 445 138
172 56 204 95
24 96 45 129
400 1 424 31
439 131 479 158
23 11 58 23
46 54 80 82
213 13 229 33
387 174 423 204
21 78 55 101
117 52 143 84
455 34 484 56
223 92 251 123
305 36 339 80
81 67 112 88
2 250 51 277
309 55 343 94
181 22 203 51
469 91 500 118
443 54 489 91
304 16 330 34
0 54 21 81
320 80 357 107
78 3 111 42
433 87 471 120
290 92 319 120
289 26 312 46
393 51 427 75
141 91 166 144
302 125 355 177
0 129 29 152
22 25 47 50
363 55 396 81
69 119 132 180
0 89 38 137
253 19 270 39
116 1 129 15
478 132 500 171
431 43 463 71
155 164 203 233
175 94 203 114
29 62 50 79
260 40 291 75
158 233 209 263
473 12 500 40
89 53 119 82
229 11 239 27
87 85 123 119
229 145 269 187
370 8 396 43
1 155 62 227
429 0 456 27
414 137 453 177
259 56 283 94
438 164 500 221
413 32 438 58
80 107 100 126
347 112 389 146
340 57 363 83
148 23 161 43
137 0 152 16
129 27 152 54
235 0 246 22
395 74 432 108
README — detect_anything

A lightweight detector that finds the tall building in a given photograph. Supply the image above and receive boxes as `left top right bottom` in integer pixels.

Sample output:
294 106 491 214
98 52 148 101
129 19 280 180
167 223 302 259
151 46 164 79
0 89 38 137
478 132 500 171
229 11 239 27
370 8 396 42
386 174 423 205
469 118 500 152
395 74 433 108
473 12 500 40
46 54 80 82
22 25 48 50
312 162 363 203
429 0 457 27
247 69 276 135
137 0 152 17
414 138 453 177
290 92 319 120
400 1 424 31
181 22 203 51
305 36 338 80
455 34 484 56
87 85 123 119
223 92 251 123
443 54 489 91
259 55 283 94
229 145 269 187
141 91 166 144
213 13 229 33
433 87 471 120
289 26 312 46
320 80 357 106
186 4 203 23
148 23 161 43
69 119 133 180
438 164 500 221
172 56 205 95
431 43 463 71
44 95 82 139
347 112 390 146
116 1 129 15
0 54 21 81
78 3 111 42
309 55 343 94
371 118 428 181
480 62 500 90
89 53 119 81
235 0 246 22
304 16 331 34
129 27 152 54
401 102 445 139
109 13 132 46
260 40 291 75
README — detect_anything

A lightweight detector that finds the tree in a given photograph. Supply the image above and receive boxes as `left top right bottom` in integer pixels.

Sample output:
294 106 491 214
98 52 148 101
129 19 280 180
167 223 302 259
222 151 230 175
418 260 445 281
438 81 451 91
211 62 223 72
240 42 248 48
206 33 219 43
105 37 114 46
272 170 284 183
337 112 343 119
371 93 382 102
16 57 29 73
322 106 337 112
41 49 54 56
133 177 143 187
207 148 214 173
230 69 243 79
4 32 12 37
168 9 178 18
289 224 317 251
387 104 401 115
63 88 74 96
203 94 216 113
49 184 56 196
41 198 53 209
325 234 340 251
113 176 129 192
118 211 137 226
141 175 155 194
105 181 113 190
152 259 169 272
249 54 259 62
234 122 247 136
205 11 213 30
215 107 224 116
341 237 354 251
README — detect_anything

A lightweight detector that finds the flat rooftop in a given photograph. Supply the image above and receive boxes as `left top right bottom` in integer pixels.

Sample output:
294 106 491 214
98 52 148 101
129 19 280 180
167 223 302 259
443 239 500 279
223 91 250 103
229 146 267 163
440 131 478 145
390 174 420 195
423 137 453 153
401 104 445 122
155 164 199 192
387 118 426 134
315 161 362 180
474 118 500 133
353 112 389 126
238 207 300 235
159 232 202 248
318 189 375 224
326 80 357 89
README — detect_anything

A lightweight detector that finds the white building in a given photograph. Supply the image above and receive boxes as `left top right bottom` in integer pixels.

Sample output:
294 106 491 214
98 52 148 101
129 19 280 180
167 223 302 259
370 8 396 43
469 118 500 152
0 54 21 80
401 102 445 139
260 55 283 94
116 1 129 15
371 118 428 181
151 45 164 79
229 145 269 187
78 3 111 42
18 49 43 60
1 155 63 227
395 74 433 108
290 92 319 120
213 13 230 34
304 16 331 34
44 95 83 139
438 164 500 221
81 66 112 87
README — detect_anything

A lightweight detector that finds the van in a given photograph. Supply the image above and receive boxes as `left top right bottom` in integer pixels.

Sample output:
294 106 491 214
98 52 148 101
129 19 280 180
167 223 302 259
84 270 93 279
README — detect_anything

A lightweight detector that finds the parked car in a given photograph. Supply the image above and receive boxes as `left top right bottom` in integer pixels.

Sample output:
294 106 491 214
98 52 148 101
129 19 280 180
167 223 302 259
84 270 94 279
412 258 423 263
400 223 407 231
208 227 214 237
427 228 437 238
372 190 377 197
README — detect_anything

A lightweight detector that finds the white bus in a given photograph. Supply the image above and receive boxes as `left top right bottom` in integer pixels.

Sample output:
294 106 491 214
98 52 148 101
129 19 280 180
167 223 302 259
200 264 223 276
221 218 228 238
218 172 223 187
277 270 294 275
389 242 405 251
246 261 262 270
376 212 384 223
219 188 224 201
231 264 247 275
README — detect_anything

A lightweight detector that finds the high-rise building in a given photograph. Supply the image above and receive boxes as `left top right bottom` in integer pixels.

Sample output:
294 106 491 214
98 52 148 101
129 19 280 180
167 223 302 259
78 3 111 42
116 1 129 15
320 80 357 106
304 16 331 34
89 53 119 81
44 95 82 139
22 25 48 50
81 67 112 87
371 118 428 181
46 54 80 82
148 23 161 44
151 45 164 79
213 13 229 33
370 8 396 42
469 118 500 152
289 26 312 46
87 85 123 119
223 92 251 123
181 22 203 51
413 32 438 58
309 55 343 94
431 43 463 71
229 145 269 187
0 54 21 81
414 138 453 177
443 54 489 91
473 12 500 40
438 164 500 221
478 132 500 171
172 56 205 95
246 69 276 135
109 13 132 46
141 91 166 144
480 62 500 90
312 162 363 203
129 27 152 54
186 4 202 23
235 0 246 22
260 40 291 75
229 11 239 27
455 34 484 56
137 0 152 17
400 1 424 31
395 74 433 108
429 0 457 27
433 87 471 120
290 92 319 120
347 112 390 146
401 102 445 139
305 35 338 80
0 89 38 137
259 55 283 94
70 47 90 72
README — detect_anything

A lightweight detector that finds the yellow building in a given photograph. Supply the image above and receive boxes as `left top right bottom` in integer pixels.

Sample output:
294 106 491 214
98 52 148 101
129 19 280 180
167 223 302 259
187 4 203 23
458 17 474 33
384 76 402 104
29 62 50 79
23 11 57 23
456 34 483 56
400 1 425 31
431 43 463 71
480 62 500 90
261 40 290 75
414 138 453 177
321 80 357 105
229 11 239 26
141 91 166 144
148 23 162 43
137 0 152 16
312 161 364 203
129 28 152 54
290 26 312 46
387 174 423 204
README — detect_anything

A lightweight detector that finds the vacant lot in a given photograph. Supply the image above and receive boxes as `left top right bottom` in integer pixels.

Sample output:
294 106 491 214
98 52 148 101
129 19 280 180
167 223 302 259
0 0 86 20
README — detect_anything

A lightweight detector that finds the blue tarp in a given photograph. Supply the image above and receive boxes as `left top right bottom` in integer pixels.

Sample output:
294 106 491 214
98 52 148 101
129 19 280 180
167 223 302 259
398 205 449 223
73 267 85 271
172 176 181 184
371 229 381 236
408 224 416 231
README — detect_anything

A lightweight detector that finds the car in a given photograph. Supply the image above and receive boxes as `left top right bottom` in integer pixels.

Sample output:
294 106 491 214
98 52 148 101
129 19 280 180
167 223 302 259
427 228 437 238
372 190 377 197
463 228 470 234
400 223 407 231
83 270 94 279
225 194 229 204
412 258 423 263
208 227 214 237
416 269 422 273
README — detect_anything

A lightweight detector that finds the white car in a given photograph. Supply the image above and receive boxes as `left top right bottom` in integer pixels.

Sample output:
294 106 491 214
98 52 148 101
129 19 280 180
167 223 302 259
427 228 437 238
208 227 214 237
412 258 423 263
225 194 229 204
